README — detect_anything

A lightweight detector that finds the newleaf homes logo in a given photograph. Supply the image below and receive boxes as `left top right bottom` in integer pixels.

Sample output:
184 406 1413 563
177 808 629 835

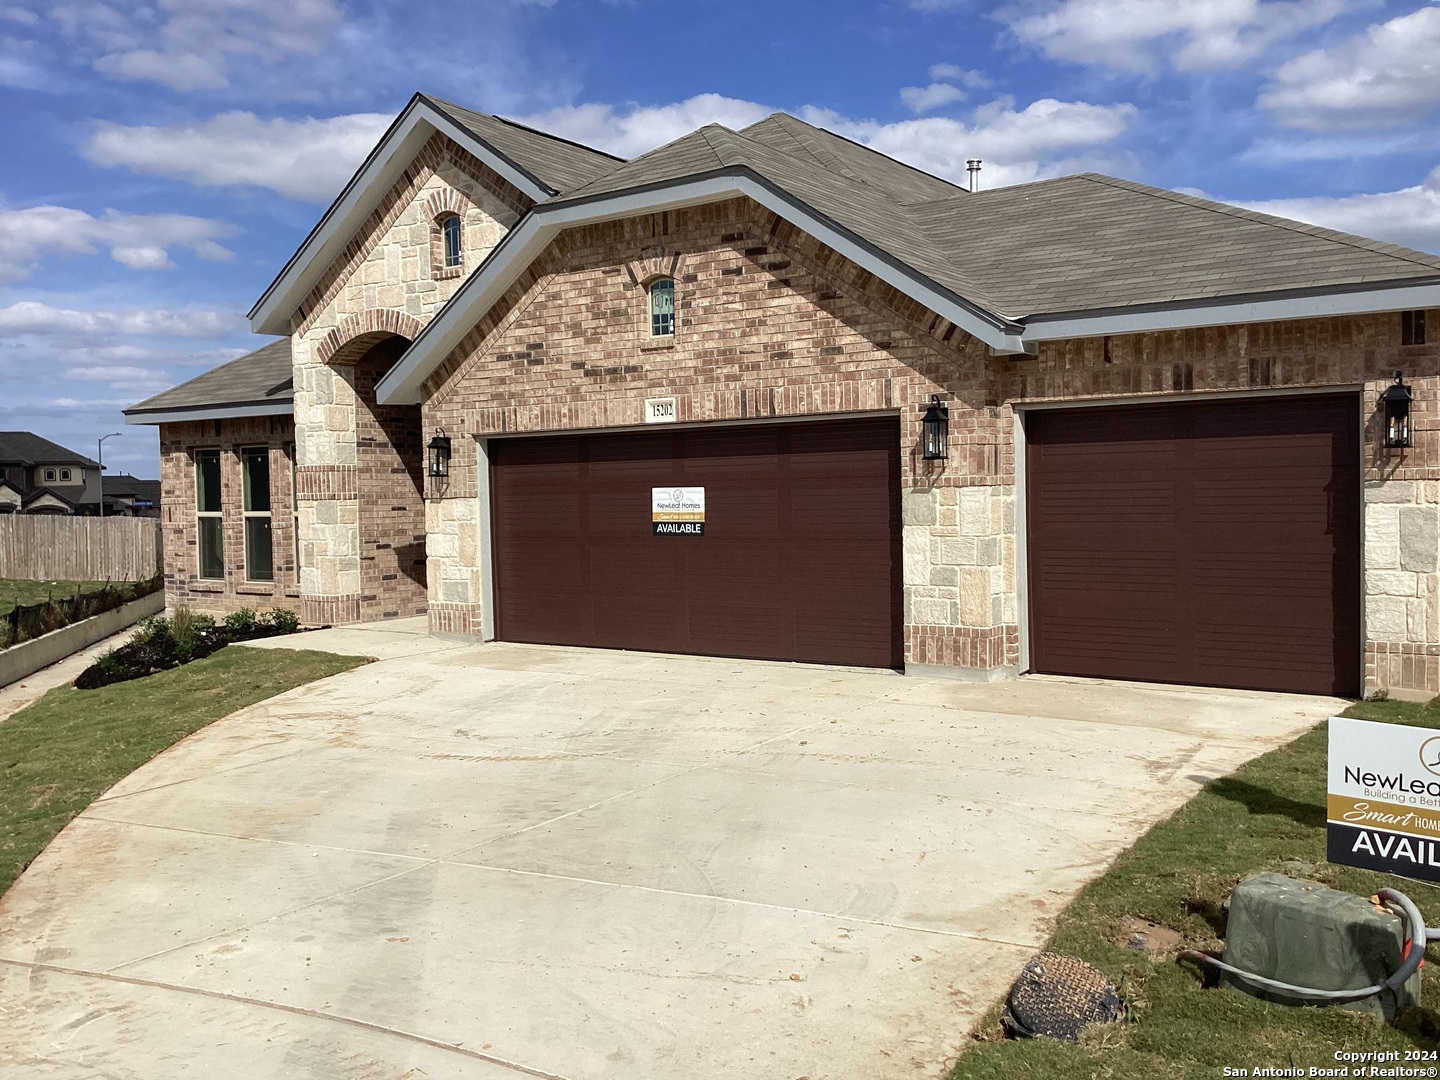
1328 716 1440 882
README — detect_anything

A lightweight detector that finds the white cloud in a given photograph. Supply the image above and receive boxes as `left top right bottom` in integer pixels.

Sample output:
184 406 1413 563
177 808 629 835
995 0 1361 75
805 96 1140 188
0 301 245 339
901 82 968 113
929 64 991 87
1237 166 1440 254
0 206 235 282
0 6 37 25
1259 6 1440 131
514 94 775 159
515 91 1136 190
82 112 393 202
65 364 169 382
50 0 344 92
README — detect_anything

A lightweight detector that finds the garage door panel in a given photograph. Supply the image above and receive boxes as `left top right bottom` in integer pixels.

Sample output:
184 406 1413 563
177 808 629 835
1028 394 1360 696
491 418 901 668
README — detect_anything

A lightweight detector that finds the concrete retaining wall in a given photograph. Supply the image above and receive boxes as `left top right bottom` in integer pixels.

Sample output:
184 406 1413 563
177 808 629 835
0 590 165 690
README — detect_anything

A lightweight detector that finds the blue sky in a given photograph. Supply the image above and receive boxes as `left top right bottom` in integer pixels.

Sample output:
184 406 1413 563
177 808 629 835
2 0 1438 479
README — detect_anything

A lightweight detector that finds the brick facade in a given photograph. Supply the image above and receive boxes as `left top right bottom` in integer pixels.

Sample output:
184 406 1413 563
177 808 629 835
158 417 301 617
158 132 1440 697
415 194 1440 695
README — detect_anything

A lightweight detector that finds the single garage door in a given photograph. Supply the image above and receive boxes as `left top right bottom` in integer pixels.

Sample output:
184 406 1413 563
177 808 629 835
490 416 902 668
1027 394 1360 696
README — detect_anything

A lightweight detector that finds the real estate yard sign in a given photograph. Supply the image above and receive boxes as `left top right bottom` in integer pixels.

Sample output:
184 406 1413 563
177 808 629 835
1328 716 1440 882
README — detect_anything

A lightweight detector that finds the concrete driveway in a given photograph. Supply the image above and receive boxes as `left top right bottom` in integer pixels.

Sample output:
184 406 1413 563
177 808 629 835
0 624 1340 1079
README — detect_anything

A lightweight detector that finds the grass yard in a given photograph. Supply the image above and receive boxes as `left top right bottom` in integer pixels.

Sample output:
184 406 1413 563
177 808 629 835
0 645 368 897
0 579 113 617
951 697 1440 1079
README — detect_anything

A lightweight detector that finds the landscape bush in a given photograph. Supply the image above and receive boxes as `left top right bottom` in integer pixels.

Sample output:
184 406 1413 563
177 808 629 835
74 607 302 690
0 575 164 650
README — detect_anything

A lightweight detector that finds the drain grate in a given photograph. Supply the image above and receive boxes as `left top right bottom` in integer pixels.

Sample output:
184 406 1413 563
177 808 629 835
1002 952 1123 1042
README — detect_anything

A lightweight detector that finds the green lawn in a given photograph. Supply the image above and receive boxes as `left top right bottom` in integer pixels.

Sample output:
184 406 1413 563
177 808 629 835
0 645 368 896
950 697 1440 1079
0 579 114 617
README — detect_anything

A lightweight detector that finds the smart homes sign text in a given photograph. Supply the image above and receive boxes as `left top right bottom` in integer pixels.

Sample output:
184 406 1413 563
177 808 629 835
1328 716 1440 882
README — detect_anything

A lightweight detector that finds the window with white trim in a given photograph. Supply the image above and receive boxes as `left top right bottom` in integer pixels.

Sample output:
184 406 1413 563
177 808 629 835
43 468 56 482
196 449 224 579
649 277 675 337
59 468 71 481
242 447 273 582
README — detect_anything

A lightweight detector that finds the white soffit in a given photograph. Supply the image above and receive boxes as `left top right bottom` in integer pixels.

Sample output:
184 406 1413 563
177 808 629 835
248 97 554 337
124 402 294 426
1022 280 1440 340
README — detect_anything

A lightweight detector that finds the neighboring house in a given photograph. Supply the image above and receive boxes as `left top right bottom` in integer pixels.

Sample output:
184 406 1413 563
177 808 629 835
0 432 102 515
126 93 1440 700
102 474 162 517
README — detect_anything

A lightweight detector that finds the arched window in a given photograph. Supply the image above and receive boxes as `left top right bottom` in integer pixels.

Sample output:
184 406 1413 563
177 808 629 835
649 277 674 337
441 214 462 269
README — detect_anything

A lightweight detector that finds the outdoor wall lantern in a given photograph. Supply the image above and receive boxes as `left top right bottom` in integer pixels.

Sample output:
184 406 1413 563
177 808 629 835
920 394 949 461
427 429 452 477
1382 372 1414 450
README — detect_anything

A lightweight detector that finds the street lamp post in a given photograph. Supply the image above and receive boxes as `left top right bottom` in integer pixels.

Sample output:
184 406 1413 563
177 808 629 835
97 432 120 518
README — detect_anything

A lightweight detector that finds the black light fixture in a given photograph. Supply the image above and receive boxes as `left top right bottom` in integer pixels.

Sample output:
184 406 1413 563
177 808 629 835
920 394 949 461
427 428 452 477
1382 372 1413 450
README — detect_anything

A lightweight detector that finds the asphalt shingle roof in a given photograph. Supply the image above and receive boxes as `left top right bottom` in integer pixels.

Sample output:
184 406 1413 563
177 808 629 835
151 104 1440 417
908 174 1440 318
0 432 99 467
126 338 294 417
426 96 623 194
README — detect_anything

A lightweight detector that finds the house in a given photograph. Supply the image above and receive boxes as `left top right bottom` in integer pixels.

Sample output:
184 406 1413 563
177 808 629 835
101 474 162 517
0 432 102 514
125 93 1440 699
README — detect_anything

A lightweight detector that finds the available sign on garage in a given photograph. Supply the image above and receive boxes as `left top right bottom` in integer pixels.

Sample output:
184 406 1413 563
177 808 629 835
653 487 704 536
1328 716 1440 882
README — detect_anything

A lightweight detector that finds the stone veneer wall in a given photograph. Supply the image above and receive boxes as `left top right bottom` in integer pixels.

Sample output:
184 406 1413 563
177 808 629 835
419 196 1014 668
158 417 301 616
283 131 532 627
1005 318 1440 696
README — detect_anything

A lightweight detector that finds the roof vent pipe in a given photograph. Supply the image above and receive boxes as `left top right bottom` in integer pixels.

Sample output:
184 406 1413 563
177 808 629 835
967 159 982 192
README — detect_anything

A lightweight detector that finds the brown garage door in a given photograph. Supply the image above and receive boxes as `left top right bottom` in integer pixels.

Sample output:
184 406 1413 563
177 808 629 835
490 417 902 668
1027 394 1360 696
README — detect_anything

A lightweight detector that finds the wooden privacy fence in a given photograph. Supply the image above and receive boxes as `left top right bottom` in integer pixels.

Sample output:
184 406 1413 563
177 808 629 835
0 516 162 582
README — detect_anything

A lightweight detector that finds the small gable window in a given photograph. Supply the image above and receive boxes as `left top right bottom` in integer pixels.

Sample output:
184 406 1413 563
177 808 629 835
43 468 56 482
649 278 675 337
59 469 71 481
442 214 462 269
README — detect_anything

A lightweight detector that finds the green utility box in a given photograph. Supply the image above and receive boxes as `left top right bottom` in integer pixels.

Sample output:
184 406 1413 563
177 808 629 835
1222 872 1421 1020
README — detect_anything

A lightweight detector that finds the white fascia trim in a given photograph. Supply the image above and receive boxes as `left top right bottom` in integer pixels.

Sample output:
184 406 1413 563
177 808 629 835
1022 280 1440 341
376 173 1023 404
124 402 294 426
249 100 553 337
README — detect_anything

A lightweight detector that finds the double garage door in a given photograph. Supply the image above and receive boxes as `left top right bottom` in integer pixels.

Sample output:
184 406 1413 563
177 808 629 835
490 417 903 668
490 395 1360 695
1027 394 1361 697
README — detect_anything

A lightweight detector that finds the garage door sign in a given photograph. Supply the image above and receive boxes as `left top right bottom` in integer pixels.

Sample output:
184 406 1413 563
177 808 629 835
1328 716 1440 882
652 487 704 536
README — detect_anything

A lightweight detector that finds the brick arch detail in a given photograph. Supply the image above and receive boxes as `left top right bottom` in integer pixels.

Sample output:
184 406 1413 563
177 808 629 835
315 310 426 367
422 188 470 224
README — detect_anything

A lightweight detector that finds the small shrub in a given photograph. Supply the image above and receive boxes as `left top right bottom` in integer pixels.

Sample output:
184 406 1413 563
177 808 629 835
223 608 259 636
265 608 300 635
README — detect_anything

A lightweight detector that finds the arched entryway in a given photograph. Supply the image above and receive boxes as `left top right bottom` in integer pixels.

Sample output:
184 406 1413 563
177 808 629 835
330 331 428 621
